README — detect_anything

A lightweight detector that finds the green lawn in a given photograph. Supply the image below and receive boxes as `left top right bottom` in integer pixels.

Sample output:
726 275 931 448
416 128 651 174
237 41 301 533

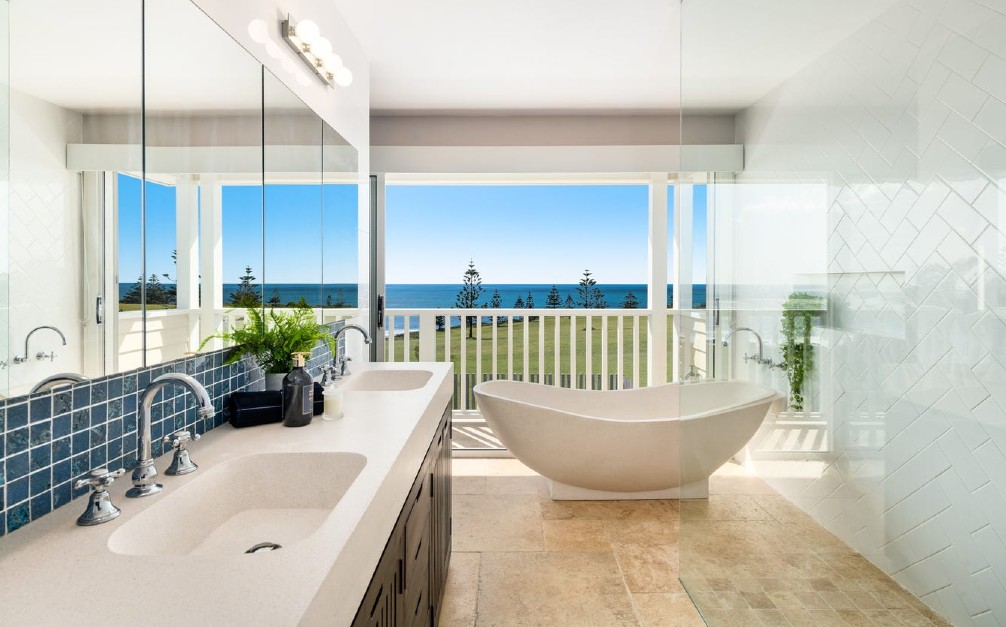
387 315 679 387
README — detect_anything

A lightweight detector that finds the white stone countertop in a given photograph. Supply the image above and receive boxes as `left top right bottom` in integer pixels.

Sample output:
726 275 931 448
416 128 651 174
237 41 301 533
0 361 454 627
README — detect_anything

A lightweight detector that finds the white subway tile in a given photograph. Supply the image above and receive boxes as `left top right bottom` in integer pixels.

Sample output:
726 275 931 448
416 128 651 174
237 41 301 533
940 67 992 119
939 32 991 79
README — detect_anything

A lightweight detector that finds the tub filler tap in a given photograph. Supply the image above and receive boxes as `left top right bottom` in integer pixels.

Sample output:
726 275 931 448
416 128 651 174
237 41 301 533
722 327 771 366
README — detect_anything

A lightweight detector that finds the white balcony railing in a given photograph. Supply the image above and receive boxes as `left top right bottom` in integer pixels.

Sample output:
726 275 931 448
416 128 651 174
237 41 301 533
384 308 681 410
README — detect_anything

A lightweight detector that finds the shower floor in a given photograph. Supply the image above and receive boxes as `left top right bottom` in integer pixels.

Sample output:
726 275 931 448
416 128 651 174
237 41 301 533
440 458 949 626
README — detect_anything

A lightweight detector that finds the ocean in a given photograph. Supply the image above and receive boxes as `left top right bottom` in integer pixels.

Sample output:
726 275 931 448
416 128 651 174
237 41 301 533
118 283 707 309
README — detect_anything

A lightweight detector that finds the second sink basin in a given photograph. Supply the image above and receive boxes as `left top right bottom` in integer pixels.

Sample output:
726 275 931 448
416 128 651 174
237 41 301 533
107 451 366 557
344 369 432 392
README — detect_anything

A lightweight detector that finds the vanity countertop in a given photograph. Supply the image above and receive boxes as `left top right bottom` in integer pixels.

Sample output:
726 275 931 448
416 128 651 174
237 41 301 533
0 361 454 627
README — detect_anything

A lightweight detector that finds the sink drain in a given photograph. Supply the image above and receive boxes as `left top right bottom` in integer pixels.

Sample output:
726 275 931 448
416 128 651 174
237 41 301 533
245 542 283 554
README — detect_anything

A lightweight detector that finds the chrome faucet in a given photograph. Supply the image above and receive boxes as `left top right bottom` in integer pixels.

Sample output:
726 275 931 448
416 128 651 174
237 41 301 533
13 325 67 364
331 324 372 379
127 373 214 498
722 327 769 365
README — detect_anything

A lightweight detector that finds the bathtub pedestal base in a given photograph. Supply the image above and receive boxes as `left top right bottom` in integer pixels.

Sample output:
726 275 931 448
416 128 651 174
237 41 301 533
546 478 709 500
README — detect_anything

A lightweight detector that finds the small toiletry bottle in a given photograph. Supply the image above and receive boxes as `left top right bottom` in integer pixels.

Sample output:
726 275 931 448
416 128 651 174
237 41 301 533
322 379 344 420
282 352 314 428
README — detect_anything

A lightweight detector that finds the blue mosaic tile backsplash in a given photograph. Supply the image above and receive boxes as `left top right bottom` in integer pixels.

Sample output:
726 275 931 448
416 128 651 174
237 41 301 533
0 324 340 535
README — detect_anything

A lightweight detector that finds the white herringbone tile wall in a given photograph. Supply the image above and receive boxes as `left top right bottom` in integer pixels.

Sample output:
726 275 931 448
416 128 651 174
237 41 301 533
730 0 1006 623
8 90 84 395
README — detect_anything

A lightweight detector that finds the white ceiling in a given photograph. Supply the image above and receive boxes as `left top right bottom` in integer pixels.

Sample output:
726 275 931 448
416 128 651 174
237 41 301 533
11 0 263 113
11 0 900 117
333 0 900 115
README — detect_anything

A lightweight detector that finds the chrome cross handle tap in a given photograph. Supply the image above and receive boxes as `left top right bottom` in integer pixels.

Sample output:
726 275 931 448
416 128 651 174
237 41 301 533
163 429 201 476
74 468 126 526
13 325 67 364
128 373 213 498
338 355 353 377
722 327 771 366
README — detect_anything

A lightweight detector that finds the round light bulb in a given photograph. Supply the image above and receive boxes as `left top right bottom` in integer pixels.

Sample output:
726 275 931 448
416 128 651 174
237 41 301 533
324 53 344 71
248 19 269 44
334 66 353 87
295 19 320 45
311 37 333 61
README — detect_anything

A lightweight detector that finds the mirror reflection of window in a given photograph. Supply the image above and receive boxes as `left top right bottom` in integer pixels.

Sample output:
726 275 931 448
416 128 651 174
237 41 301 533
117 173 143 313
222 184 265 308
323 182 359 315
264 184 323 308
143 179 177 310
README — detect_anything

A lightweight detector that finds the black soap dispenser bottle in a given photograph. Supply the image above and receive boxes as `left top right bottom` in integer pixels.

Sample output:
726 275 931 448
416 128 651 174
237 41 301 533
282 352 314 427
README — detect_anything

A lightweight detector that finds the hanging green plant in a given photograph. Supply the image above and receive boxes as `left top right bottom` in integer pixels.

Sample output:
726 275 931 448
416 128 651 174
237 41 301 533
780 291 824 412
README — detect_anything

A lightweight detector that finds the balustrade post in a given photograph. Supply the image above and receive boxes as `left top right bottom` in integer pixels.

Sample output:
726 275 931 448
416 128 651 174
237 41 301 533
419 312 435 361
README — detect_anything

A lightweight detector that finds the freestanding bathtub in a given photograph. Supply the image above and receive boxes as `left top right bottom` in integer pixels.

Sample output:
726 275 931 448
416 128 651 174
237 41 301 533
473 380 778 500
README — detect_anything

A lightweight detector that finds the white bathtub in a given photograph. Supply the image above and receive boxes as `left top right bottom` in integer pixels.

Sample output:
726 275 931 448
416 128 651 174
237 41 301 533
473 380 778 500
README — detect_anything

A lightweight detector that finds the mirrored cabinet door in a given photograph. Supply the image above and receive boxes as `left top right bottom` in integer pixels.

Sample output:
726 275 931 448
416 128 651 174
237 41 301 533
322 122 359 325
6 0 141 395
0 0 9 396
263 69 323 313
141 0 264 365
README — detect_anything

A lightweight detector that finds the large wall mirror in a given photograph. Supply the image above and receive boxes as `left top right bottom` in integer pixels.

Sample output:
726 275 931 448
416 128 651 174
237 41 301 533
0 0 359 399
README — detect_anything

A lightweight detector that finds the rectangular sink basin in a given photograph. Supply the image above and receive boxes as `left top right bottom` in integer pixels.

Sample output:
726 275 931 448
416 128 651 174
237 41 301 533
108 452 366 556
344 369 432 392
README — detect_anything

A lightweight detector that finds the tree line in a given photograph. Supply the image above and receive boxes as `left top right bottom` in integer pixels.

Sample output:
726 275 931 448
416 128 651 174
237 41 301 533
452 260 640 337
121 264 351 308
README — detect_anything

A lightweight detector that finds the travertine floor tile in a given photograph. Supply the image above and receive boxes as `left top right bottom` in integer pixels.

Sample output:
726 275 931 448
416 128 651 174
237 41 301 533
751 495 809 523
613 543 682 593
805 609 853 626
632 592 705 626
484 474 546 495
540 497 678 522
440 552 480 627
752 609 792 626
542 519 609 552
702 608 766 626
741 591 776 609
443 458 948 626
709 474 777 496
453 494 544 552
476 552 637 626
604 519 679 545
453 475 487 494
453 458 489 476
680 495 775 521
834 608 875 626
483 458 538 477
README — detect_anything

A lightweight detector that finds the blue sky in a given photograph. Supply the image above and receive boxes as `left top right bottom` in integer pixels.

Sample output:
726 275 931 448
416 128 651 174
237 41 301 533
385 184 706 284
120 178 704 286
118 174 358 284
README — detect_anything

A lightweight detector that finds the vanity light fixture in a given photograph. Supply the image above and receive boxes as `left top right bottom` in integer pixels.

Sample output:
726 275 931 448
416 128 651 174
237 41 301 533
281 15 353 88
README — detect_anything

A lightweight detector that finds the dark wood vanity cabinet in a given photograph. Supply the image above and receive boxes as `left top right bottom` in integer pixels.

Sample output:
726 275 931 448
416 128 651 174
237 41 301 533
352 404 452 627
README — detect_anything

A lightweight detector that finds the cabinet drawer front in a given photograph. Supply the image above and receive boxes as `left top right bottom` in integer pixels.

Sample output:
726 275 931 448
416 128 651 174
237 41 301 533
404 466 432 573
407 541 431 627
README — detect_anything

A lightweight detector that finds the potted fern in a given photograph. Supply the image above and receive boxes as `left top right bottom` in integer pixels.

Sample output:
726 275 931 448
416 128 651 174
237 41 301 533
200 306 336 390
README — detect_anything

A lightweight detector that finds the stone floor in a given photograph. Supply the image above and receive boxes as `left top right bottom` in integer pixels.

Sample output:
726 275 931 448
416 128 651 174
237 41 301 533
440 458 950 627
